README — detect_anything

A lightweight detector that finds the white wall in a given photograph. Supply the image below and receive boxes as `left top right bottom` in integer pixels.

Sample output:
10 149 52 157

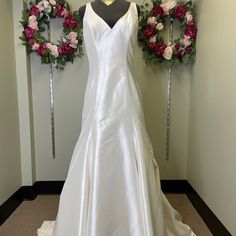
27 0 191 181
0 0 21 205
13 0 36 186
187 0 236 235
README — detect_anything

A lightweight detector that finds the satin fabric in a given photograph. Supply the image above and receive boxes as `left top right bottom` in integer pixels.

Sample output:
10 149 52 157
37 2 196 235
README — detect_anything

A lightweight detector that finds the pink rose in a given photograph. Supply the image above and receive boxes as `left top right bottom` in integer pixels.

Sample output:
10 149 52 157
28 15 38 30
28 15 38 29
69 39 78 49
46 43 59 57
46 42 53 49
149 35 157 43
68 32 79 48
29 21 38 30
163 46 173 60
147 17 157 25
29 6 40 16
185 27 197 39
185 11 193 22
156 23 164 30
143 27 155 39
23 27 36 38
63 15 78 29
32 43 40 51
56 3 65 17
152 4 165 18
37 43 47 56
154 42 167 56
174 4 186 19
160 1 177 15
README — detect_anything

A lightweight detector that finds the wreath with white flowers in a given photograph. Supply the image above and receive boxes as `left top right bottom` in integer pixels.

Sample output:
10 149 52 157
138 0 197 66
19 0 83 70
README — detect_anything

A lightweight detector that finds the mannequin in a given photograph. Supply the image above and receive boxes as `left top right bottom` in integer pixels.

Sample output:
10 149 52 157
78 0 140 29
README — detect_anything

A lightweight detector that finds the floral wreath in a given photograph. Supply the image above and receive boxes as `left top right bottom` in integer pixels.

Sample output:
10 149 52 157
138 0 197 66
19 0 83 70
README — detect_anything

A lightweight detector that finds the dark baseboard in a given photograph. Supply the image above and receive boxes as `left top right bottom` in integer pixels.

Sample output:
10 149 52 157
0 188 23 225
185 183 232 236
160 179 191 193
0 181 65 225
35 181 64 195
160 180 231 235
0 180 232 235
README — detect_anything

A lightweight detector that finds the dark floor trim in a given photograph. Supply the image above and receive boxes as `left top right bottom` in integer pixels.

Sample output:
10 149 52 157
0 188 23 225
185 183 232 236
160 179 191 193
35 181 64 195
0 180 232 235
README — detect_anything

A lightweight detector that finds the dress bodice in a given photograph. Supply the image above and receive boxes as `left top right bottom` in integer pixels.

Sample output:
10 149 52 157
83 2 138 73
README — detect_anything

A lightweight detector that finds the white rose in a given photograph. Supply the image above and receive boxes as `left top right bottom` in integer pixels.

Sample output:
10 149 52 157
51 45 59 57
160 0 177 15
149 35 157 43
156 23 164 31
42 0 52 13
36 2 44 11
49 0 56 6
185 11 193 22
29 15 37 23
147 17 157 25
46 43 59 57
163 46 173 60
68 32 78 41
182 35 191 46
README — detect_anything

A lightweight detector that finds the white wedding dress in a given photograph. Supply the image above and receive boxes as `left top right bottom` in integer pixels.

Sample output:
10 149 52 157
37 2 196 235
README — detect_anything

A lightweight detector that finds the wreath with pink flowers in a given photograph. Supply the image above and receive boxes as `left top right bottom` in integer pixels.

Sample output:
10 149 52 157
138 0 197 66
19 0 83 70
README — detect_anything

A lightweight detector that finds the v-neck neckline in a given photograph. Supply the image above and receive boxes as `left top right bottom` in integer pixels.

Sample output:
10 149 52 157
99 0 117 7
89 2 132 30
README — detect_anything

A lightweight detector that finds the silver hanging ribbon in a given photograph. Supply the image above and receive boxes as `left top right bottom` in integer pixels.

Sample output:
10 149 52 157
47 19 56 159
165 18 174 160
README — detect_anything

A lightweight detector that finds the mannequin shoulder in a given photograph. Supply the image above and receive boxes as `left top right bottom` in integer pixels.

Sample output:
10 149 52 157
78 4 86 23
78 1 140 23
